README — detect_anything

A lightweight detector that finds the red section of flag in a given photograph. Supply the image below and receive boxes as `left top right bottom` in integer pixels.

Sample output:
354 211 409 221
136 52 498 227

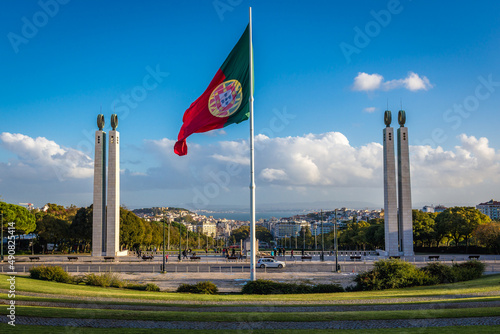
174 69 227 156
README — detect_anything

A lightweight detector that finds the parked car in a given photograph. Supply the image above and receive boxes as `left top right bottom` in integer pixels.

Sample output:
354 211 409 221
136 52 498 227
257 258 286 268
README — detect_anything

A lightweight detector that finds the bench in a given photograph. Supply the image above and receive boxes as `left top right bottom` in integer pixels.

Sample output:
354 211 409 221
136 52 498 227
29 256 40 262
428 255 440 261
350 256 362 261
103 256 115 262
468 255 480 260
190 256 201 261
301 256 312 261
389 256 400 259
67 256 78 261
261 256 274 259
141 255 154 261
227 256 238 261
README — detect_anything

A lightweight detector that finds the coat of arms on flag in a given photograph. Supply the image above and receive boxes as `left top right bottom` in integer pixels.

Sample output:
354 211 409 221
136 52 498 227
209 80 243 118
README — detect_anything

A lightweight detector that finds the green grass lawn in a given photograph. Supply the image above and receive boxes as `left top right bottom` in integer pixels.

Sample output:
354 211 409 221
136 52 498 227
1 274 499 331
1 325 500 334
1 305 500 322
1 273 499 303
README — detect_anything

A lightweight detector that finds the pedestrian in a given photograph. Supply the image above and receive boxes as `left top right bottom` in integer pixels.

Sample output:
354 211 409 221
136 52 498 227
291 249 294 258
165 254 169 263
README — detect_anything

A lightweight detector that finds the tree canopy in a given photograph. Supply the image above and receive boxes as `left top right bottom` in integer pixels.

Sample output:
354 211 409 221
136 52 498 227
0 201 36 234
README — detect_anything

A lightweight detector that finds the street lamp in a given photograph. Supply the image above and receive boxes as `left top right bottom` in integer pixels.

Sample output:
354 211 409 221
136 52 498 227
334 209 339 272
295 231 298 249
167 219 170 250
178 223 182 261
1 210 3 262
313 222 318 250
320 209 325 262
302 226 305 249
162 219 166 273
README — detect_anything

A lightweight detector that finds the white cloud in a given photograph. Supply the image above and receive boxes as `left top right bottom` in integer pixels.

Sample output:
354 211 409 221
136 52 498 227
410 134 500 188
2 131 499 209
353 72 433 92
0 132 93 181
260 168 288 181
352 72 383 91
363 107 377 113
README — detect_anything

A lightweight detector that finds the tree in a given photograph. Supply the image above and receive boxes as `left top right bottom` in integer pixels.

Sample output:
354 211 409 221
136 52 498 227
435 207 490 250
120 208 145 250
339 221 370 250
473 222 500 253
298 226 313 249
69 205 93 252
256 226 273 244
365 222 384 249
0 201 36 234
231 226 250 243
412 210 436 247
35 214 70 253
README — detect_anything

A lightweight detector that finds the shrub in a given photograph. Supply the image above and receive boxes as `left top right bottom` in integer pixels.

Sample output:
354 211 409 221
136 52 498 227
353 259 437 291
177 281 218 294
241 279 345 294
29 265 71 283
84 272 125 288
145 283 160 292
421 262 455 283
452 260 485 282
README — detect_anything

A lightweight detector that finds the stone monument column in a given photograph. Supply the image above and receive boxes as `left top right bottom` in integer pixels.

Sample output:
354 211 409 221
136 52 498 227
397 110 414 256
92 114 106 256
106 114 120 256
383 110 399 256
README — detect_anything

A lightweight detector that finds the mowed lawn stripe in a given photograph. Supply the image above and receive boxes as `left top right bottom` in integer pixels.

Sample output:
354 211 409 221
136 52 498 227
1 324 500 334
1 274 500 303
2 305 500 322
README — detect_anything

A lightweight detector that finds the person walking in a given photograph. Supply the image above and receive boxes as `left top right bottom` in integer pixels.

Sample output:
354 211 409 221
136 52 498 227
291 249 294 259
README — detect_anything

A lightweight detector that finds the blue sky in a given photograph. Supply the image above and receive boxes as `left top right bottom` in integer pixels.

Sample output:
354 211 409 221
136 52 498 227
1 0 500 212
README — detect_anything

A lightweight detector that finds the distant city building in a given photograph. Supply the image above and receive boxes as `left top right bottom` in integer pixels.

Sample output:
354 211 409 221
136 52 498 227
422 205 435 213
434 205 447 213
477 200 500 220
197 221 217 237
272 220 308 239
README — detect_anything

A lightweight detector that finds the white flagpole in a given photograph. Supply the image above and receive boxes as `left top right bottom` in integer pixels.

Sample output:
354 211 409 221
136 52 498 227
249 6 256 281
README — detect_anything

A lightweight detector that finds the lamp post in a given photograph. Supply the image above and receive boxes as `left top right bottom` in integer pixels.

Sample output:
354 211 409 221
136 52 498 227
334 209 339 272
162 219 166 273
295 231 298 249
313 222 318 250
1 210 3 262
167 219 170 250
320 209 324 262
303 226 306 249
178 223 182 262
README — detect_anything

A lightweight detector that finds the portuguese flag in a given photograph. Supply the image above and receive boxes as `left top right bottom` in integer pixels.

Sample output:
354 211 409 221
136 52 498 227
174 25 252 156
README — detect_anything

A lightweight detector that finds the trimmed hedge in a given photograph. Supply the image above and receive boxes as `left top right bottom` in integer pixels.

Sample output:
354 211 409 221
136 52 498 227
353 259 486 291
84 272 125 288
29 265 72 283
451 260 485 281
241 279 345 294
354 259 437 291
177 281 218 294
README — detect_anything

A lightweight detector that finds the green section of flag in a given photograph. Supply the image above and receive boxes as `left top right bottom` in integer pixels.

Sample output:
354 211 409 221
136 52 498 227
221 24 251 127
